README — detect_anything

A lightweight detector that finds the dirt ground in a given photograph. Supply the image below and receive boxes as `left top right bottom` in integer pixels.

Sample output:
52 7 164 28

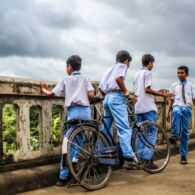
20 151 195 195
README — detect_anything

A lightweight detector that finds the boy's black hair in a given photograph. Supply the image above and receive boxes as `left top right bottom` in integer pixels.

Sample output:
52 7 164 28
178 65 189 74
116 50 132 63
142 54 155 66
66 55 82 70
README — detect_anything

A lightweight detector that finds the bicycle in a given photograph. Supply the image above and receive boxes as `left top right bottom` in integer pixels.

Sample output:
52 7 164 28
63 96 171 190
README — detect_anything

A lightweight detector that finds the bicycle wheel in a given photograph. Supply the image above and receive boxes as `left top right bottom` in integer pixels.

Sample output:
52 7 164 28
133 122 171 174
65 124 112 190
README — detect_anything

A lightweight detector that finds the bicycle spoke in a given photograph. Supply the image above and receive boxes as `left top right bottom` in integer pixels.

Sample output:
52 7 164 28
68 139 91 156
133 122 170 174
65 125 112 190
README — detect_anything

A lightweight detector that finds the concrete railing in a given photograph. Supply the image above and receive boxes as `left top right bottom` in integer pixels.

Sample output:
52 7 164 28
0 76 194 171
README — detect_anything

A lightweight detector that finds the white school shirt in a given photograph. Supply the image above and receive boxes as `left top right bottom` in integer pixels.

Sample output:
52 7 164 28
133 67 157 114
99 62 128 93
170 80 195 107
52 71 94 107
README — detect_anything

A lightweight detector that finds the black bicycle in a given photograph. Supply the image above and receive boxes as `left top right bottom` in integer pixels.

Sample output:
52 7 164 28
63 97 171 190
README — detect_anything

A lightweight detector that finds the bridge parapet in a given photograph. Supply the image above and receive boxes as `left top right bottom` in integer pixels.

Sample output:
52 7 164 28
0 76 194 171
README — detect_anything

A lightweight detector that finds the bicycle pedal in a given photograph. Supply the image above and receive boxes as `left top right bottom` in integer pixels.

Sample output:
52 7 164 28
136 164 144 170
126 163 143 170
66 179 79 188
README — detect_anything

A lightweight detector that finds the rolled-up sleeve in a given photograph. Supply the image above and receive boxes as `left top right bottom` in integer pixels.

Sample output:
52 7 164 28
52 79 65 96
86 77 94 92
144 71 152 88
115 64 128 78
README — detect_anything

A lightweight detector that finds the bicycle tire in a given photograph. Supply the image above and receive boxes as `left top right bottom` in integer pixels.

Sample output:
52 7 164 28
133 122 171 174
65 124 112 190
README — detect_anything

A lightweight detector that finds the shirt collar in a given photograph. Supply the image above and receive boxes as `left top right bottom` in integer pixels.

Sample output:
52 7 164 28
180 79 187 85
115 62 129 67
71 71 81 75
142 67 148 70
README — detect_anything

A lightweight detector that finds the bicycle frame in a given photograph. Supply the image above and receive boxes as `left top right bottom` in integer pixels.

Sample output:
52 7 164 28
93 103 122 166
62 98 152 166
92 99 152 166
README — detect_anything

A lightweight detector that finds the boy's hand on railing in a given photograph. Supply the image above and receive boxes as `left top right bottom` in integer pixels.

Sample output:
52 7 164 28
88 90 95 98
40 81 48 90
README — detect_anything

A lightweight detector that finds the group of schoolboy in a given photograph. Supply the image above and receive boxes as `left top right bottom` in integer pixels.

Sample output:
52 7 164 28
40 50 195 186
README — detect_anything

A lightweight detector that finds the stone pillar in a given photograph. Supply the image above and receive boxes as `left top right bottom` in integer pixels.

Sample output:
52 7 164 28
15 102 30 160
41 102 53 153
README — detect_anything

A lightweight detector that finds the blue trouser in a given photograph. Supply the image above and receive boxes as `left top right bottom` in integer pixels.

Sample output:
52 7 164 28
59 105 91 180
136 111 157 160
103 92 135 158
171 105 192 157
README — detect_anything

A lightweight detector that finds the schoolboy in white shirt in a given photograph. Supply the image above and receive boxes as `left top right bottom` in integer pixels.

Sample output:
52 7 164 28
40 55 95 186
99 50 137 169
133 54 173 169
167 66 195 164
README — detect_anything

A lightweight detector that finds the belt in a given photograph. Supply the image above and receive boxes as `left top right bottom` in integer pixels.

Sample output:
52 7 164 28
106 90 122 94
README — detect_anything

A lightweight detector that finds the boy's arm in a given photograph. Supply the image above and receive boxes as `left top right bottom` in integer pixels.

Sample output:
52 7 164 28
40 81 55 96
144 71 173 97
145 87 173 97
116 77 128 95
86 77 95 98
116 77 137 103
166 98 174 122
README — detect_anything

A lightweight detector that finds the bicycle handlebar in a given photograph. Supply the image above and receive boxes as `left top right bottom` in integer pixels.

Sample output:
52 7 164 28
89 96 104 105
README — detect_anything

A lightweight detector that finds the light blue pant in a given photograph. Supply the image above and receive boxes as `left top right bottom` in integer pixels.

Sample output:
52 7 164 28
171 105 192 157
103 92 135 158
59 105 91 180
136 111 157 160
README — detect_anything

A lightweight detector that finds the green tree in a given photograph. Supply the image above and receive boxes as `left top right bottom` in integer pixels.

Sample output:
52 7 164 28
30 106 40 151
51 106 62 147
3 104 16 153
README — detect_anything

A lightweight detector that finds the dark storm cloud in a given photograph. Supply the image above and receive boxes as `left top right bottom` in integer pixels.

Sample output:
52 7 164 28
0 0 81 58
0 0 194 89
101 0 195 57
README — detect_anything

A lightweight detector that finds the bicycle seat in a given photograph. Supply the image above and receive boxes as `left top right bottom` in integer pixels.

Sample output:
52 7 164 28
89 96 104 104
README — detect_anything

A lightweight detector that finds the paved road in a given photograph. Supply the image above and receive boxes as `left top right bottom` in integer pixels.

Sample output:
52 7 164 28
20 151 195 195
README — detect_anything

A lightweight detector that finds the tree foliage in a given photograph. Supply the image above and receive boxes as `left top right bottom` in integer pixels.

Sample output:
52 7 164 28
2 104 62 153
3 104 16 153
51 106 61 147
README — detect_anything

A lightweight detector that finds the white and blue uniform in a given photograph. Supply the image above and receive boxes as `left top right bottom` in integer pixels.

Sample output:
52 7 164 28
99 63 135 158
133 67 157 160
170 80 195 157
52 71 94 180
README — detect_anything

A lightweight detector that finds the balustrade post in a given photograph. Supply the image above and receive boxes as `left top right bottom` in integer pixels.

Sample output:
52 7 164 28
41 102 52 152
15 102 30 160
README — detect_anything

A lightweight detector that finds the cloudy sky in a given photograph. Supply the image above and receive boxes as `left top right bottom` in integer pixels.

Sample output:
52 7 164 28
0 0 195 90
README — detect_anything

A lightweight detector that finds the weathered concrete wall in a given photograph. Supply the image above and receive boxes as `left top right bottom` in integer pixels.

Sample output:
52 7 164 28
0 76 194 170
0 76 99 169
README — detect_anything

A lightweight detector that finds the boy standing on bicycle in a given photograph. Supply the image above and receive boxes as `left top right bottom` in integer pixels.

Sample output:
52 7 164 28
167 66 195 164
99 50 138 169
40 55 95 186
133 54 173 168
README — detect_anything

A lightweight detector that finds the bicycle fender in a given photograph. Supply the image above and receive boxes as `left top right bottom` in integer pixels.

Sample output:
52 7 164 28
62 136 68 154
62 122 99 154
